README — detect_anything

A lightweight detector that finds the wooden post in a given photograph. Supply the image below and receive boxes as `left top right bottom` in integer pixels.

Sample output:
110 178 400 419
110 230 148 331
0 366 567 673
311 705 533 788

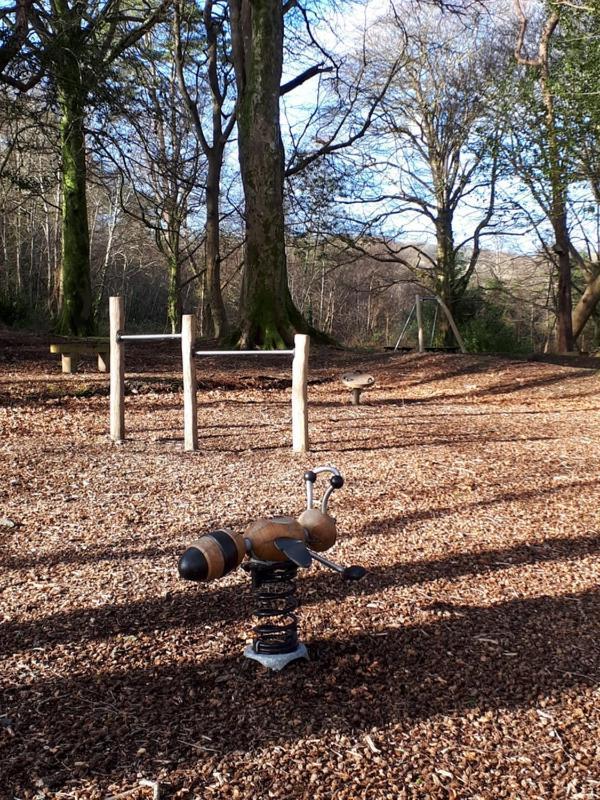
181 314 198 452
436 297 467 353
292 334 309 452
415 294 425 353
110 296 125 442
97 351 109 372
61 353 74 374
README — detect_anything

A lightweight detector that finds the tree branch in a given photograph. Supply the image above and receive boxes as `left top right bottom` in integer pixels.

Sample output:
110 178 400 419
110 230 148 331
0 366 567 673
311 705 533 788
0 0 33 74
280 63 333 96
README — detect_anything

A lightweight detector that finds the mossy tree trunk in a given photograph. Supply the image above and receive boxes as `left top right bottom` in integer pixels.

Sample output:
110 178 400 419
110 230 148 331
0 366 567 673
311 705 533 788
165 228 182 333
53 0 93 337
56 70 93 336
228 0 308 348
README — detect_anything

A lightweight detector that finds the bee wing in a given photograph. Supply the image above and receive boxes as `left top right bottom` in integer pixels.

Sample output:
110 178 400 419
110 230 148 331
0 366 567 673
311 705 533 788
274 538 313 568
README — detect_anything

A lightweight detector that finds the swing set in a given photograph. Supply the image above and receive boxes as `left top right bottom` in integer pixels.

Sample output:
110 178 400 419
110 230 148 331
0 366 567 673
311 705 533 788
394 294 467 353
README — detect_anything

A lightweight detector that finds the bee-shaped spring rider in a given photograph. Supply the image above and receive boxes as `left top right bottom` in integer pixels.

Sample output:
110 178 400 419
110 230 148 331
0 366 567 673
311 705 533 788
178 466 366 670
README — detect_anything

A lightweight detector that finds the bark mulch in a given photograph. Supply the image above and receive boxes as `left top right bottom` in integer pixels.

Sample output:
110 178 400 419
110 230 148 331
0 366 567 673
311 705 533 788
1 335 599 799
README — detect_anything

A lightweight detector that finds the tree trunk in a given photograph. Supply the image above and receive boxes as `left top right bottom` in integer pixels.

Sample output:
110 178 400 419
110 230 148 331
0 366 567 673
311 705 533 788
15 199 22 293
56 78 93 335
552 215 573 352
540 53 574 353
50 184 61 314
545 91 573 351
228 0 308 348
573 269 600 341
167 253 182 333
434 208 457 346
205 156 228 338
173 0 230 339
198 271 213 337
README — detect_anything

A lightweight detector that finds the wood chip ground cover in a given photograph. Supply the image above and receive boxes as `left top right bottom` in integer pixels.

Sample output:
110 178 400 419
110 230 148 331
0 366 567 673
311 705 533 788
1 336 599 799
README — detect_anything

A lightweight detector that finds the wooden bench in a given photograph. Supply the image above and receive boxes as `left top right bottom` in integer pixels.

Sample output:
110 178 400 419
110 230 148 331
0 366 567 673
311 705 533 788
50 338 110 374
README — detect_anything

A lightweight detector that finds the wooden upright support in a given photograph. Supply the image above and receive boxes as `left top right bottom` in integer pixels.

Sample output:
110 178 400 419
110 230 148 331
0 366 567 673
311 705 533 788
109 296 125 442
181 314 198 452
415 294 425 353
97 351 109 372
62 354 75 374
437 298 467 354
292 334 310 452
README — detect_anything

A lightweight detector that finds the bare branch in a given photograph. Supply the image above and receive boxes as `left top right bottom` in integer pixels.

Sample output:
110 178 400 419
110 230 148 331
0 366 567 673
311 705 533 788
280 63 333 96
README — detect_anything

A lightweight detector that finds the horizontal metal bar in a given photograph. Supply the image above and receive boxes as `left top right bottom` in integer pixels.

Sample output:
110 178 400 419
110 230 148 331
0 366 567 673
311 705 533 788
117 333 182 342
195 349 294 356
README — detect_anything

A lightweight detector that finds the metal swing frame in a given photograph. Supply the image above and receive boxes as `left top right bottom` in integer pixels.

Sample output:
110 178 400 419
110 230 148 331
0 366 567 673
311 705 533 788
393 294 466 353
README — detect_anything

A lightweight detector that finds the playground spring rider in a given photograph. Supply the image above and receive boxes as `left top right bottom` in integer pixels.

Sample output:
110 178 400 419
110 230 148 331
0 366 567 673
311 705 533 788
178 466 366 669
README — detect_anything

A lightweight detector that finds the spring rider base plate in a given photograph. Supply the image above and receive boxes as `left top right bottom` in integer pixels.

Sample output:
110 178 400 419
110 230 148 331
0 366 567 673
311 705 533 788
243 643 309 671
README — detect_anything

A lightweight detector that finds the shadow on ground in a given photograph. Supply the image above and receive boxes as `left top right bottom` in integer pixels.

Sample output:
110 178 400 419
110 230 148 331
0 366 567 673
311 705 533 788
3 529 600 656
1 577 598 795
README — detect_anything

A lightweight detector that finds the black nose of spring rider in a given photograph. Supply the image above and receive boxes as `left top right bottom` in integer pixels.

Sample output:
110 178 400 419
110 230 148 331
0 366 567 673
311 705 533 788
178 466 366 670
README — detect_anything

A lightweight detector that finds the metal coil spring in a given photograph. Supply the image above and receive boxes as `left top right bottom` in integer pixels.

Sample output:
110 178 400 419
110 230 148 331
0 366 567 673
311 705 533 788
247 560 299 655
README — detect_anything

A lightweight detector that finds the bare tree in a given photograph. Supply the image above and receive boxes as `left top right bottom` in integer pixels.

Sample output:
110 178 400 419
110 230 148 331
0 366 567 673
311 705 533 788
98 19 206 332
513 0 574 351
173 0 235 338
346 4 508 341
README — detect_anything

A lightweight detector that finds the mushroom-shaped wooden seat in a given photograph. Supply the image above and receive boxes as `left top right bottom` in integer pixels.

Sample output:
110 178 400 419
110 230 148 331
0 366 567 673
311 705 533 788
341 372 375 405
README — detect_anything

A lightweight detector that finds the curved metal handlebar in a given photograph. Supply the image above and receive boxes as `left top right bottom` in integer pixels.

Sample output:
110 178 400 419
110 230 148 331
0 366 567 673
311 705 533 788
304 465 344 513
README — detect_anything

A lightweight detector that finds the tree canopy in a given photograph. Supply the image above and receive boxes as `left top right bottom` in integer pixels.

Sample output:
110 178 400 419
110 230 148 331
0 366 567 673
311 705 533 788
2 0 600 352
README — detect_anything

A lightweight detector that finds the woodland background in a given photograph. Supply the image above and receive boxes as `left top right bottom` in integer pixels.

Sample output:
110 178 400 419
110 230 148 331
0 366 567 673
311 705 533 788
1 0 600 353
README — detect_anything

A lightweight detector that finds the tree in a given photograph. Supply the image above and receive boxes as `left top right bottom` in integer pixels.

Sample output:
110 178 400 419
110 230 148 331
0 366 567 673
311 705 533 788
226 0 397 347
100 18 205 332
513 0 574 352
554 0 600 340
0 0 36 85
0 0 168 335
507 0 600 349
226 0 304 347
174 0 235 338
349 5 506 342
0 92 62 316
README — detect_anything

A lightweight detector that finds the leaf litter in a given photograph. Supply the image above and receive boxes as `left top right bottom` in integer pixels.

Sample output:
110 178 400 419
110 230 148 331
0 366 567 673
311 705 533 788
0 336 599 798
